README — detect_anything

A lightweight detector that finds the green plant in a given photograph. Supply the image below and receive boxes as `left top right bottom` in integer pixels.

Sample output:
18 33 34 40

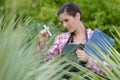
1 1 120 80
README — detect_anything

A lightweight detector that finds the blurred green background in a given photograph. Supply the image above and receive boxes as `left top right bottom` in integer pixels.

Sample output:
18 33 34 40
0 0 120 80
0 0 120 49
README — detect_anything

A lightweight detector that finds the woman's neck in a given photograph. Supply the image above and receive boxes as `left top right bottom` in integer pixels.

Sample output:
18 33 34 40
72 23 86 44
74 23 85 37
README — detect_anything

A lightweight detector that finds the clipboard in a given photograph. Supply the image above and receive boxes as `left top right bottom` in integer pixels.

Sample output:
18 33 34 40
84 29 114 61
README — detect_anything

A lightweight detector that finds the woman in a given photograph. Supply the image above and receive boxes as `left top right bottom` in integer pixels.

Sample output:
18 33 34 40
38 2 111 75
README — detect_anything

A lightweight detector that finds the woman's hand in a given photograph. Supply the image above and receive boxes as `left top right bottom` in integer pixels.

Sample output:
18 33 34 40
76 48 88 63
36 28 49 52
39 28 49 46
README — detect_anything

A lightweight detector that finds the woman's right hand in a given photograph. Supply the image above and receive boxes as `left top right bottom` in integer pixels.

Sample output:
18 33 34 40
39 28 49 46
36 28 49 52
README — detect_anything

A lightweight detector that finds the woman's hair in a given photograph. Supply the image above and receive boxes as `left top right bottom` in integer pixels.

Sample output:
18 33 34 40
57 2 82 20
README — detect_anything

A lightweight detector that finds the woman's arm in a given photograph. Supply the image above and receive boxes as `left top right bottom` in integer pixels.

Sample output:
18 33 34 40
36 28 49 52
76 49 111 75
85 56 111 74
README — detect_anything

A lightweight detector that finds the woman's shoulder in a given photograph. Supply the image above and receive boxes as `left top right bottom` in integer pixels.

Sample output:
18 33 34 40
54 32 70 44
87 28 93 34
87 28 93 32
86 28 94 39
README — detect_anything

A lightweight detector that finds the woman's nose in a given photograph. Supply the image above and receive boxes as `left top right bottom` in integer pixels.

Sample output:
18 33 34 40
63 22 67 28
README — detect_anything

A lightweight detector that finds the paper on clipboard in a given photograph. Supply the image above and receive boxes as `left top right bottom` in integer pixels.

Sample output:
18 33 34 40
84 29 114 61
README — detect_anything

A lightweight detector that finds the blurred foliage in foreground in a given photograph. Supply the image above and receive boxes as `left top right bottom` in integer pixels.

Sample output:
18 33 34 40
0 0 120 80
0 11 120 80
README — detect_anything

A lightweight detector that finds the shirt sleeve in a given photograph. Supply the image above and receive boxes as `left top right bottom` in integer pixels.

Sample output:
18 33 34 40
44 33 70 62
42 35 60 62
45 35 60 56
85 56 111 74
85 29 111 74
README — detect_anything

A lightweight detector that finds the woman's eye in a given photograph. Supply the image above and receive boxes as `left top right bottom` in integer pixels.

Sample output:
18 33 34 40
64 19 68 22
60 19 69 24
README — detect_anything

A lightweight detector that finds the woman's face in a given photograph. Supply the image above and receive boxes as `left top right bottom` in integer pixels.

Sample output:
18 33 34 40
59 11 80 33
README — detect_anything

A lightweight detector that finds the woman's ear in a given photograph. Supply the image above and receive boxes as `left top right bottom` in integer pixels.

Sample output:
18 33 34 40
75 12 81 20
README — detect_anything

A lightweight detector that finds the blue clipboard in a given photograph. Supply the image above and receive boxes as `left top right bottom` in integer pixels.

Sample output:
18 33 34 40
84 29 114 61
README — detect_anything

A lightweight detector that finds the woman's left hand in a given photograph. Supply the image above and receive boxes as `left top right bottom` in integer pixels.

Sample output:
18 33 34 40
76 48 88 63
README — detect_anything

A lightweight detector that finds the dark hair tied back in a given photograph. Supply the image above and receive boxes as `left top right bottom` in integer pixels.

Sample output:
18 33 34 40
57 2 82 20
